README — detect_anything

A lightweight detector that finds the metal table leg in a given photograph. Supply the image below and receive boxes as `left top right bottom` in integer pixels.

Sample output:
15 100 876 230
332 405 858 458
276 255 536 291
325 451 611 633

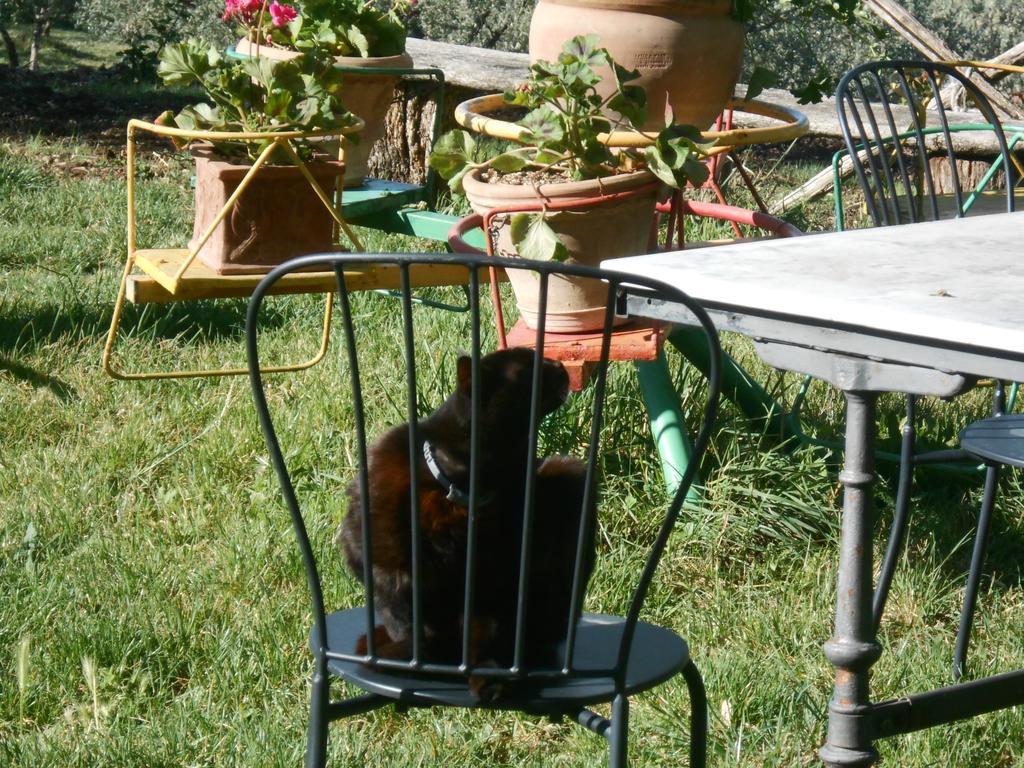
819 390 882 767
745 343 976 766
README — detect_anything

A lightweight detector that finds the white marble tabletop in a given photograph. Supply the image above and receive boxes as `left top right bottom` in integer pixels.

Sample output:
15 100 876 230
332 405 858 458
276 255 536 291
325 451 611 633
606 212 1024 363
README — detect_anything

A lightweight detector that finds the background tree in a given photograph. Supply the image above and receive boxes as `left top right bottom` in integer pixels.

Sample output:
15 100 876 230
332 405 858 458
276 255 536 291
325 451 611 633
0 0 19 68
0 0 77 70
74 0 225 72
414 0 534 52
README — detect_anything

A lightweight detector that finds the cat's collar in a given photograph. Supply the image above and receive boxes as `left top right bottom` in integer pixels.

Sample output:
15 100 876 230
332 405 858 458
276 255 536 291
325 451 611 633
422 441 496 508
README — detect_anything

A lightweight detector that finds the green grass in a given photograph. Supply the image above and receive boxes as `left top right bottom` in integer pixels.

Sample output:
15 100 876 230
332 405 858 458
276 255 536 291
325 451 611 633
3 77 1024 766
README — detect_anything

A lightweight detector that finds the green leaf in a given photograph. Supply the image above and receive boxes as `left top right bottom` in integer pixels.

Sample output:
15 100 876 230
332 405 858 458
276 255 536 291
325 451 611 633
157 41 215 87
644 121 712 190
346 24 370 58
608 87 647 128
579 140 613 173
519 105 564 147
559 34 607 71
241 56 279 91
791 73 836 105
428 130 477 187
431 130 474 163
264 90 293 118
447 166 471 195
744 66 778 102
191 103 219 124
534 149 566 166
509 213 569 262
682 156 710 186
561 60 601 89
489 152 529 173
503 85 533 107
612 62 641 86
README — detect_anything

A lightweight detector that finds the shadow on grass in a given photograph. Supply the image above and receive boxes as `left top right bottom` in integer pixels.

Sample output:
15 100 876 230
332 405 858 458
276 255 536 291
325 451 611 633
0 65 199 141
43 35 109 66
0 294 308 356
0 356 75 400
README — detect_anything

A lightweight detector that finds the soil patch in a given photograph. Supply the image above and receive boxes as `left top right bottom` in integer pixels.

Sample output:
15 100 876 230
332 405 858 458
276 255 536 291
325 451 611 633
480 166 572 186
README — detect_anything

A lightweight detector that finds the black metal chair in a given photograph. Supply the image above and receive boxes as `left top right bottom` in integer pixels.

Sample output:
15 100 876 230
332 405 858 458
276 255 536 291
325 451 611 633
247 252 722 767
836 60 1020 679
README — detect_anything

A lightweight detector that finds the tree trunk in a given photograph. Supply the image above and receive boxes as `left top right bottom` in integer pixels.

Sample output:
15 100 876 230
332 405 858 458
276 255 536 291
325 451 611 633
367 80 479 186
0 24 18 69
28 14 44 72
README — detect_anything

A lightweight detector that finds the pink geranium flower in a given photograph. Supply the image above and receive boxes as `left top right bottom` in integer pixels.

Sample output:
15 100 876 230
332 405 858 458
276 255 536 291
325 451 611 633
223 0 264 23
269 1 297 27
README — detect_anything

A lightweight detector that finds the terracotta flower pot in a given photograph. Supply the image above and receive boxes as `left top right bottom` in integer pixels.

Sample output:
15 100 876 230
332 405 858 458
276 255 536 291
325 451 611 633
462 167 661 332
529 0 745 130
190 146 345 275
235 39 412 186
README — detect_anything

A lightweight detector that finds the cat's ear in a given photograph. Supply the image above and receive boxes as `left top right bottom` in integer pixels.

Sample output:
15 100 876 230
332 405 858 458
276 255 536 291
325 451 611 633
456 354 472 396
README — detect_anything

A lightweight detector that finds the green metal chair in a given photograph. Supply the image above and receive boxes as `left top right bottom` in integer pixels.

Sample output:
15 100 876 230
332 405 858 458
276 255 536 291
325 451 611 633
247 251 722 767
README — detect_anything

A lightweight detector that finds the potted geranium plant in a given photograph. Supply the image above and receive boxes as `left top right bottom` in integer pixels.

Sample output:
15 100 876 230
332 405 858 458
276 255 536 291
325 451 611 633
430 35 710 332
155 34 359 275
232 0 416 186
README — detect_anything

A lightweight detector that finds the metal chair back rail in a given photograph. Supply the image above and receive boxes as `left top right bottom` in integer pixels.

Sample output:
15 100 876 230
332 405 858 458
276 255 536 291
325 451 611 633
247 251 722 766
837 60 1018 229
833 124 1024 231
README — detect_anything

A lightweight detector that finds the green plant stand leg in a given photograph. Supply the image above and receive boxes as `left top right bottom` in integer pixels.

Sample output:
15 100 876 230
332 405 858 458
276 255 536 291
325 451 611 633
668 326 797 441
635 355 701 505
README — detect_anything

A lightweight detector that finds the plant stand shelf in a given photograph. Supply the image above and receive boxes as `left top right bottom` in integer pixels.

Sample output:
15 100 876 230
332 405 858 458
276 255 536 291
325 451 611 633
340 179 429 220
504 318 666 392
128 248 344 304
125 248 491 305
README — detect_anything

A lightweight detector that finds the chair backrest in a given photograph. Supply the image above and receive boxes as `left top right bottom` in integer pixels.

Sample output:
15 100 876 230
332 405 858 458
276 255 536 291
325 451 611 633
836 60 1018 227
247 252 721 686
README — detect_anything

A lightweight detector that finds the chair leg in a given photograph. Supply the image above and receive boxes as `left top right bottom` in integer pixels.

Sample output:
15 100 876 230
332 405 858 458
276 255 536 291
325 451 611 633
608 694 629 768
873 394 917 633
682 661 708 768
306 659 330 768
953 462 1000 681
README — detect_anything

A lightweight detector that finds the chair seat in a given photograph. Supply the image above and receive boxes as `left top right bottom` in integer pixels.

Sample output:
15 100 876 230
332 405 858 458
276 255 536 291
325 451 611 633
960 414 1024 469
316 608 690 712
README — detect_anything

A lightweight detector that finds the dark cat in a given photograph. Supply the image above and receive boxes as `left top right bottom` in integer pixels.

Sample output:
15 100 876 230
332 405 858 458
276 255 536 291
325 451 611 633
338 348 597 673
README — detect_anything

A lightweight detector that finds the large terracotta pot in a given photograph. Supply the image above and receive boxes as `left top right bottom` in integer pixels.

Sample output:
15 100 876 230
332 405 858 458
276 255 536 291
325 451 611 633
235 39 412 186
529 0 744 130
190 146 345 275
462 168 661 332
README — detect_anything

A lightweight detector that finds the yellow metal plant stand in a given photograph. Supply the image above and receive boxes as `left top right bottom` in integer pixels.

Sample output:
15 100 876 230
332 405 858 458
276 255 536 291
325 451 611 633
104 119 367 381
454 93 810 154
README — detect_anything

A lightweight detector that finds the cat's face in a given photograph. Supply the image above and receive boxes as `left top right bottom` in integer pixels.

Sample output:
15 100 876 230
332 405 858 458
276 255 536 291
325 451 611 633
454 349 569 439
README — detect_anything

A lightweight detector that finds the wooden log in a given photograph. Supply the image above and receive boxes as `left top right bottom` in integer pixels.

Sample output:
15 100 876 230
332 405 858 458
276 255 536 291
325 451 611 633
770 154 856 214
861 0 1024 120
987 41 1024 84
404 37 528 92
